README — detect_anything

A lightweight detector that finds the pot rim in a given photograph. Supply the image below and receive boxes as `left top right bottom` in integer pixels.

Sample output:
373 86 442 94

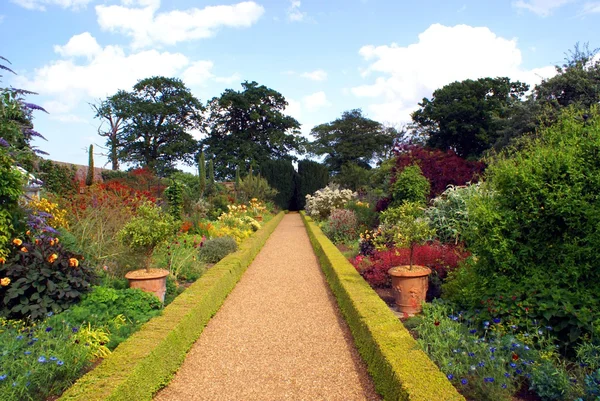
125 268 169 280
388 265 432 277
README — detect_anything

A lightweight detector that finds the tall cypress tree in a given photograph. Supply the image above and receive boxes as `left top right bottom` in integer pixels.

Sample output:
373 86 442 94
198 151 206 196
297 160 329 209
207 158 215 194
261 159 297 210
235 164 241 190
85 144 94 186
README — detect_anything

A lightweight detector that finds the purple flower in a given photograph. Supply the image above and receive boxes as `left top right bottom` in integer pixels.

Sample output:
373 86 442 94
22 102 48 113
493 317 501 324
0 138 9 147
45 327 52 332
72 327 79 333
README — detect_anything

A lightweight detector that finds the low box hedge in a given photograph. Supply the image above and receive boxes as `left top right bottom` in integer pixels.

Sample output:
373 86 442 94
59 212 285 401
301 212 464 401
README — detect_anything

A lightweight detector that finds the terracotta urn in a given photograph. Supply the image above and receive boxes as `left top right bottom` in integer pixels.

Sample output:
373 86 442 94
125 268 169 302
388 265 431 315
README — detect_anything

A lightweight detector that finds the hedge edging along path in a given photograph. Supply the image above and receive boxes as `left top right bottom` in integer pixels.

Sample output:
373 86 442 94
301 212 464 401
59 212 285 401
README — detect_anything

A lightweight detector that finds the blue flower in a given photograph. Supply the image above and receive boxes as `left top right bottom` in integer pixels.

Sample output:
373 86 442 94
50 356 57 361
483 321 490 327
484 377 495 383
510 325 517 329
45 327 52 333
510 363 517 368
490 355 496 360
546 326 553 331
72 327 79 333
57 360 64 366
47 311 53 317
478 361 485 367
489 347 496 353
504 372 510 378
16 335 23 340
24 351 31 355
516 369 522 374
493 317 501 324
447 374 454 380
0 374 7 381
469 329 477 334
38 356 47 363
524 345 530 351
461 378 468 385
468 352 475 357
502 383 507 389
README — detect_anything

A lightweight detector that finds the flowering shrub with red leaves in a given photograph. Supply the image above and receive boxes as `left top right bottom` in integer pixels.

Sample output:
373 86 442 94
350 243 470 288
392 144 485 199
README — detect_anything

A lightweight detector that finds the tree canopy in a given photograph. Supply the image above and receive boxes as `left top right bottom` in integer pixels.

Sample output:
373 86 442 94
309 109 398 173
202 81 306 180
102 76 204 175
412 77 529 159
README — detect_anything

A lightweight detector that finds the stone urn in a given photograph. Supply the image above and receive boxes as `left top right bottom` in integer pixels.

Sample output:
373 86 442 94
125 268 169 302
388 265 431 315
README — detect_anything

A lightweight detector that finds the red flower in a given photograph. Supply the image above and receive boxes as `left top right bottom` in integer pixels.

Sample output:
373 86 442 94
434 321 440 326
512 353 519 361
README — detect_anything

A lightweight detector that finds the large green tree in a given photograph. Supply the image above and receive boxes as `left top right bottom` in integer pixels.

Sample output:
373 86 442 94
104 76 204 175
203 81 306 180
412 77 529 159
309 109 397 173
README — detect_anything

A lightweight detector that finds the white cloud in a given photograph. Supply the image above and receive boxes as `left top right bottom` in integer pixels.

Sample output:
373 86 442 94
287 0 306 21
351 24 556 123
54 32 102 59
300 69 327 81
96 0 265 48
285 98 302 120
17 33 237 121
303 91 331 111
512 0 574 16
10 0 92 11
581 1 600 13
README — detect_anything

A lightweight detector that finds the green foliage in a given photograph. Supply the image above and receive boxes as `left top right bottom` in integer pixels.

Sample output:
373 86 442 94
412 77 529 158
309 109 397 173
203 81 306 180
167 171 200 214
206 158 215 196
234 164 240 190
261 159 296 210
237 172 277 204
117 202 177 270
296 159 329 210
529 360 575 401
454 107 600 347
391 164 430 206
0 236 97 320
426 183 481 244
198 236 237 263
164 180 184 220
207 194 229 220
0 317 93 401
152 233 206 281
198 151 206 196
0 149 23 257
37 159 77 196
334 163 374 192
388 202 436 268
86 144 94 186
323 209 358 244
345 200 378 231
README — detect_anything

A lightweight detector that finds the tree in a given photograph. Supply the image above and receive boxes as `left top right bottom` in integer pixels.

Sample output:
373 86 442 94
412 77 529 159
261 159 297 210
206 158 215 195
309 109 398 173
86 144 94 186
91 93 129 170
296 160 329 210
198 151 206 196
203 81 306 180
104 76 204 175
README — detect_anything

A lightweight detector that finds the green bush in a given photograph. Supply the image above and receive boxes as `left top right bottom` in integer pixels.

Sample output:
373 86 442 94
391 164 430 206
37 159 77 196
152 233 206 281
261 159 297 210
297 160 329 209
450 107 600 346
199 236 237 263
0 148 23 258
0 235 97 320
237 173 277 203
345 200 378 231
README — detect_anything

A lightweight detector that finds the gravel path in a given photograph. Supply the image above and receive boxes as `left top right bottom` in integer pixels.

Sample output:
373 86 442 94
154 213 380 401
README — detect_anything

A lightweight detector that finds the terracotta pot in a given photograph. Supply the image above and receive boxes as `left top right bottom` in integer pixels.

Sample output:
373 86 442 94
125 268 169 302
254 216 263 221
388 265 431 315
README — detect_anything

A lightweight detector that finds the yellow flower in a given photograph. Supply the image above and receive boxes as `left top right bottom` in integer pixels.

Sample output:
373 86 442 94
47 254 58 264
55 238 59 244
12 239 22 246
21 247 28 253
0 277 10 287
68 258 79 267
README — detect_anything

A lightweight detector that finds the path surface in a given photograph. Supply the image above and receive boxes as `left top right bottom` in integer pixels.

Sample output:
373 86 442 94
154 213 380 401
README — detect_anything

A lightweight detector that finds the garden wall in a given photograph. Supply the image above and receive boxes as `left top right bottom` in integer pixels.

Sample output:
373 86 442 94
59 212 285 401
301 212 464 401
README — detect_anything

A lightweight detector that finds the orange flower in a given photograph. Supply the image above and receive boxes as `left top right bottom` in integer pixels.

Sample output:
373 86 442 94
35 239 41 245
0 257 5 264
26 230 31 236
47 254 58 264
55 238 60 244
68 258 79 268
13 238 22 246
21 247 28 253
49 239 55 246
0 277 10 287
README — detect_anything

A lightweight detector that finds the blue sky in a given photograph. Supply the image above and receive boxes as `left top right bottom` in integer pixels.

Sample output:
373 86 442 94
1 0 598 169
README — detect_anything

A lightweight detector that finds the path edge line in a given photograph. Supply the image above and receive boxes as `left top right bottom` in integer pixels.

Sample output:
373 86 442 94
59 212 286 401
301 212 464 401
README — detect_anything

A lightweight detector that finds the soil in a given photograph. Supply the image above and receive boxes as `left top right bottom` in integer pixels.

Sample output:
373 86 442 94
154 214 380 400
124 268 168 279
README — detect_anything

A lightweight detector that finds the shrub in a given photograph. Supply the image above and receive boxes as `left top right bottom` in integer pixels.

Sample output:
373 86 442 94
529 360 575 401
37 159 77 196
390 164 430 206
296 159 329 210
0 235 97 320
392 144 485 198
164 180 184 219
152 233 206 281
237 173 278 203
454 107 600 347
345 200 378 231
426 183 481 245
0 148 23 258
261 159 297 210
198 236 237 263
304 184 357 220
27 196 69 230
323 209 358 243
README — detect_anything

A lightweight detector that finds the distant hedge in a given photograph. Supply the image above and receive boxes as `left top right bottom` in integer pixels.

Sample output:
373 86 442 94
261 159 297 210
296 160 329 210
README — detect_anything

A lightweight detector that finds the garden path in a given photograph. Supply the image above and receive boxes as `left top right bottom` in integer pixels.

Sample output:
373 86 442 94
154 213 380 401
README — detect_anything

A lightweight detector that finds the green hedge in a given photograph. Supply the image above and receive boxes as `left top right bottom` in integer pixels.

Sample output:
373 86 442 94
301 212 464 401
59 212 285 401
